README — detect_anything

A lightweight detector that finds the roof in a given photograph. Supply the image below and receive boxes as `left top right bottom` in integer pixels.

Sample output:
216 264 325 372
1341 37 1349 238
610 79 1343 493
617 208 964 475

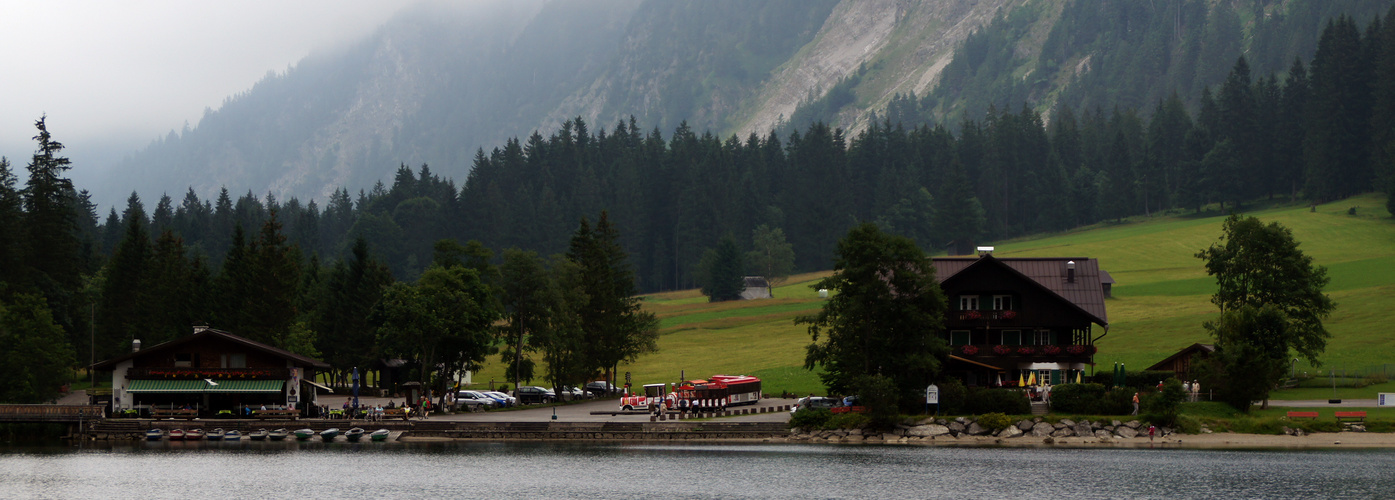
1100 270 1116 285
1145 343 1216 371
932 255 1109 326
743 276 770 288
93 328 330 370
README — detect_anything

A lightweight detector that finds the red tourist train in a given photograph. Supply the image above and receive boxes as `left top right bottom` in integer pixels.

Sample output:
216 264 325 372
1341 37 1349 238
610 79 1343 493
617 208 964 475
620 375 762 411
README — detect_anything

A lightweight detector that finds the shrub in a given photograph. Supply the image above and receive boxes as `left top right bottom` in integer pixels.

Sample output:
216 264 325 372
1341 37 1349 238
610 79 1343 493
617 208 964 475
1144 378 1186 426
824 412 870 430
788 408 832 430
1050 383 1108 414
964 387 1030 415
934 378 967 415
851 374 900 430
976 412 1012 431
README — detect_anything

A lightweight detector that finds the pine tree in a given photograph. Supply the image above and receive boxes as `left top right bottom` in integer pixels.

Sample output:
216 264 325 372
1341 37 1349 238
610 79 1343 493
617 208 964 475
700 235 746 302
567 212 659 385
20 117 81 319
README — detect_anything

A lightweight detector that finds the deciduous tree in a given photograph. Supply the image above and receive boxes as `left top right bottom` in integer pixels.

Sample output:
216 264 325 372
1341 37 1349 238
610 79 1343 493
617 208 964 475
799 223 948 410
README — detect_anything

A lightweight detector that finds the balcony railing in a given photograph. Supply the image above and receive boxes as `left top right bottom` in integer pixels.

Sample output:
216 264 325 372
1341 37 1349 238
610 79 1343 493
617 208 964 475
954 344 1095 357
956 310 1019 321
126 367 290 379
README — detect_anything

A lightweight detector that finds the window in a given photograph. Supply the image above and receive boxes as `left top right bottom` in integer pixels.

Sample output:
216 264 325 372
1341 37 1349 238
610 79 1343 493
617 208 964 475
993 295 1013 310
221 354 246 369
174 353 192 367
1002 330 1021 346
959 296 979 310
950 330 970 345
1032 329 1056 346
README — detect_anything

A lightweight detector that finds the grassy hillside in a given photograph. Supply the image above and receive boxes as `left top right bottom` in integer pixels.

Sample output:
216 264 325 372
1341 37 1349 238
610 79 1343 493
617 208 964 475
470 193 1394 397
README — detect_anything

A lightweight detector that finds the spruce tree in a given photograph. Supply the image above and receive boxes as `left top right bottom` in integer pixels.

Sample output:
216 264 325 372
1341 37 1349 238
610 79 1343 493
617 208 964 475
701 235 746 302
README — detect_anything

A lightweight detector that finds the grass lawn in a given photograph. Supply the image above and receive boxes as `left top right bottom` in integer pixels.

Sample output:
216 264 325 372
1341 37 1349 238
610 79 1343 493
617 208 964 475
471 193 1395 399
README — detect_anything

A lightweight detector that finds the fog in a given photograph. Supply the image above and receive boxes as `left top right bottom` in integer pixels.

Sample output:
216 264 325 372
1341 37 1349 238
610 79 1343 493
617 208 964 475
0 0 415 186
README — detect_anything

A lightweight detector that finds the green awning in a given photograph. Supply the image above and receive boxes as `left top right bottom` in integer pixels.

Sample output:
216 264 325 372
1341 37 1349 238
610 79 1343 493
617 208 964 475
127 379 209 393
205 379 284 393
126 379 285 393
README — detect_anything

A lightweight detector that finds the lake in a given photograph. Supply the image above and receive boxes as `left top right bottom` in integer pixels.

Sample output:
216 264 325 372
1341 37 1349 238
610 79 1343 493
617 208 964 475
3 440 1392 499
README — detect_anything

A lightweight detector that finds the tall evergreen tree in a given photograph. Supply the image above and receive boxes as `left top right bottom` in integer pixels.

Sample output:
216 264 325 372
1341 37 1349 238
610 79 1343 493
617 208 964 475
567 212 659 385
20 117 81 327
700 235 746 302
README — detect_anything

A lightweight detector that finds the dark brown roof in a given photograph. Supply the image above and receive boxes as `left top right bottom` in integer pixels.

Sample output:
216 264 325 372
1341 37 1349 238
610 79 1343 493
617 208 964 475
743 276 770 288
932 255 1109 326
1145 343 1216 371
1100 270 1116 285
93 328 330 370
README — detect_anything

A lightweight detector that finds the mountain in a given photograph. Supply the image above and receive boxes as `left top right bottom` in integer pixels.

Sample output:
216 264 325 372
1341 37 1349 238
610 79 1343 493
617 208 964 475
94 0 1395 207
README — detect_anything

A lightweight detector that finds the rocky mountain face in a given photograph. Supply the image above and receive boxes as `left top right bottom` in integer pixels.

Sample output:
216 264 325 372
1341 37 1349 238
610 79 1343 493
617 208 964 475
94 0 1390 206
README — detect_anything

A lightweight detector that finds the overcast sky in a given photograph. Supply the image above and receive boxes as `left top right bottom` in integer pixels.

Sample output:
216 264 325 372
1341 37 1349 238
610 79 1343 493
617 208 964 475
0 0 414 177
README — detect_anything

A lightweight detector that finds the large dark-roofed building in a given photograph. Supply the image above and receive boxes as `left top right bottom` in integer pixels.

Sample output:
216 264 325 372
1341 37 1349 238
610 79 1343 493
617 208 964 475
94 327 330 416
932 253 1110 387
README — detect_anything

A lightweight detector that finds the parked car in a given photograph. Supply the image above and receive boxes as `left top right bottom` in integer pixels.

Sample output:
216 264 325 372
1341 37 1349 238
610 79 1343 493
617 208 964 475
483 391 515 407
790 396 839 414
515 386 555 404
585 381 622 396
456 390 498 410
555 386 586 401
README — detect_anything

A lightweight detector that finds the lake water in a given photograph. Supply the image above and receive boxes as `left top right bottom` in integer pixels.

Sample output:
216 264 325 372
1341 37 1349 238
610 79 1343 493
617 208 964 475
3 440 1393 499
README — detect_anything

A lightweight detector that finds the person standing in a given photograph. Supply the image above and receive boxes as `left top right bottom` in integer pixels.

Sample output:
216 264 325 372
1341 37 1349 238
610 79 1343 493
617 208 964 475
1131 392 1140 416
1192 381 1201 402
1148 424 1156 442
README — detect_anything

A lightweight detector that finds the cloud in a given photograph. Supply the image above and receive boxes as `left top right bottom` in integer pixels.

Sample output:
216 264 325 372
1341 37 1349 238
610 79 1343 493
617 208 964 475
0 0 415 173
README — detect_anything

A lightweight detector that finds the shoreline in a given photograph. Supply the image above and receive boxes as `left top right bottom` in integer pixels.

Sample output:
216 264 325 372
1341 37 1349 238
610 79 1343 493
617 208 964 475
394 431 1395 450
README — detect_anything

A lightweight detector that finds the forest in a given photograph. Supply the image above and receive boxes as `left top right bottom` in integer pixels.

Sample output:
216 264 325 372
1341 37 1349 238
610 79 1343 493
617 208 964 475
2 12 1394 403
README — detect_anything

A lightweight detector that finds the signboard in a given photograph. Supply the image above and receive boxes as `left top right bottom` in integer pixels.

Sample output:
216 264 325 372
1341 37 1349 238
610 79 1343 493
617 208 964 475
287 367 301 405
1380 393 1394 407
625 371 632 383
925 384 940 404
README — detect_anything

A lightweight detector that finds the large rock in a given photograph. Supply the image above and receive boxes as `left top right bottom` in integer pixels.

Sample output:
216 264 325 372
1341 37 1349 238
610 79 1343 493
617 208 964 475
1059 419 1076 428
1016 420 1035 431
1051 427 1075 438
966 422 989 435
907 424 950 437
948 421 967 433
1031 422 1054 437
1124 420 1142 429
1074 423 1094 437
1115 426 1138 438
997 426 1024 438
1094 430 1113 440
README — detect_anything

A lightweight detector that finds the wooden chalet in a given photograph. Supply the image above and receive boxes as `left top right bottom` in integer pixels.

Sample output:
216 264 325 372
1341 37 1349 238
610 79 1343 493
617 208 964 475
1145 343 1215 380
932 253 1110 387
93 326 331 417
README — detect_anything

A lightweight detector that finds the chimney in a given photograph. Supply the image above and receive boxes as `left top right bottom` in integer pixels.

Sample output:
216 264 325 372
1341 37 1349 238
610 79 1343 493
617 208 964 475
1067 261 1076 283
132 339 142 352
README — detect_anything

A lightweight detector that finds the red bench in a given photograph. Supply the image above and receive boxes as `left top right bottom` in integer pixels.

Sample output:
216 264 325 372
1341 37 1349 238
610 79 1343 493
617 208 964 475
1286 411 1319 420
831 406 866 414
1334 411 1367 422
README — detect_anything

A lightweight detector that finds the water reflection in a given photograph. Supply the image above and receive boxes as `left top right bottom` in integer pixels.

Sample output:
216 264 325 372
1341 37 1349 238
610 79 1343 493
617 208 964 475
2 441 1393 499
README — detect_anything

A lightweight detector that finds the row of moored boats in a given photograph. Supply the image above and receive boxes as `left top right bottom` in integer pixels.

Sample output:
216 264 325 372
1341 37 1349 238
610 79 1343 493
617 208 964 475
146 427 389 442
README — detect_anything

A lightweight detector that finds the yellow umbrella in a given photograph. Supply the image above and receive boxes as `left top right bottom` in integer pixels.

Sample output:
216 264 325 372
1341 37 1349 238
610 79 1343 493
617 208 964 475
1027 372 1037 386
1075 371 1082 384
1018 372 1026 387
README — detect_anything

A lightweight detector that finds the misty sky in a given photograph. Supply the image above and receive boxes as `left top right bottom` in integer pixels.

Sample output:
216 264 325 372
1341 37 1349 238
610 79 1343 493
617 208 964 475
0 0 414 179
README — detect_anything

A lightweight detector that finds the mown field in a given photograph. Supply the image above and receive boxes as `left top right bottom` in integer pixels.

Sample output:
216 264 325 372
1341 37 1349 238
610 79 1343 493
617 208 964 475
471 193 1395 399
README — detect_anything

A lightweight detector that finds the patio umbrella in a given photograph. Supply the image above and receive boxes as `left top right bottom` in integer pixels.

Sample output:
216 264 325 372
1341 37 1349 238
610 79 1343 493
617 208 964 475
1027 372 1036 386
1019 372 1026 387
995 372 1003 387
1076 370 1083 384
352 367 360 409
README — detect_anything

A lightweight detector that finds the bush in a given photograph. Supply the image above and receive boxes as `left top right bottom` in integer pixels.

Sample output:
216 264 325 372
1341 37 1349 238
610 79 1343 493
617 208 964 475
977 412 1012 431
964 387 1030 415
1144 378 1186 426
851 374 900 430
824 412 870 430
788 408 832 430
1050 383 1108 414
934 378 967 415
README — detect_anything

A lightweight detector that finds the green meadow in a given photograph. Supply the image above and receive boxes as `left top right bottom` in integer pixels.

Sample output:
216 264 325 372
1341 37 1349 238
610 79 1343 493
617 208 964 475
471 194 1395 399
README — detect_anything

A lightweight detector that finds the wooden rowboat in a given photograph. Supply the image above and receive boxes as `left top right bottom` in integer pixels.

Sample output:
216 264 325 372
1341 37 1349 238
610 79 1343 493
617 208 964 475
319 428 340 441
345 427 365 441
